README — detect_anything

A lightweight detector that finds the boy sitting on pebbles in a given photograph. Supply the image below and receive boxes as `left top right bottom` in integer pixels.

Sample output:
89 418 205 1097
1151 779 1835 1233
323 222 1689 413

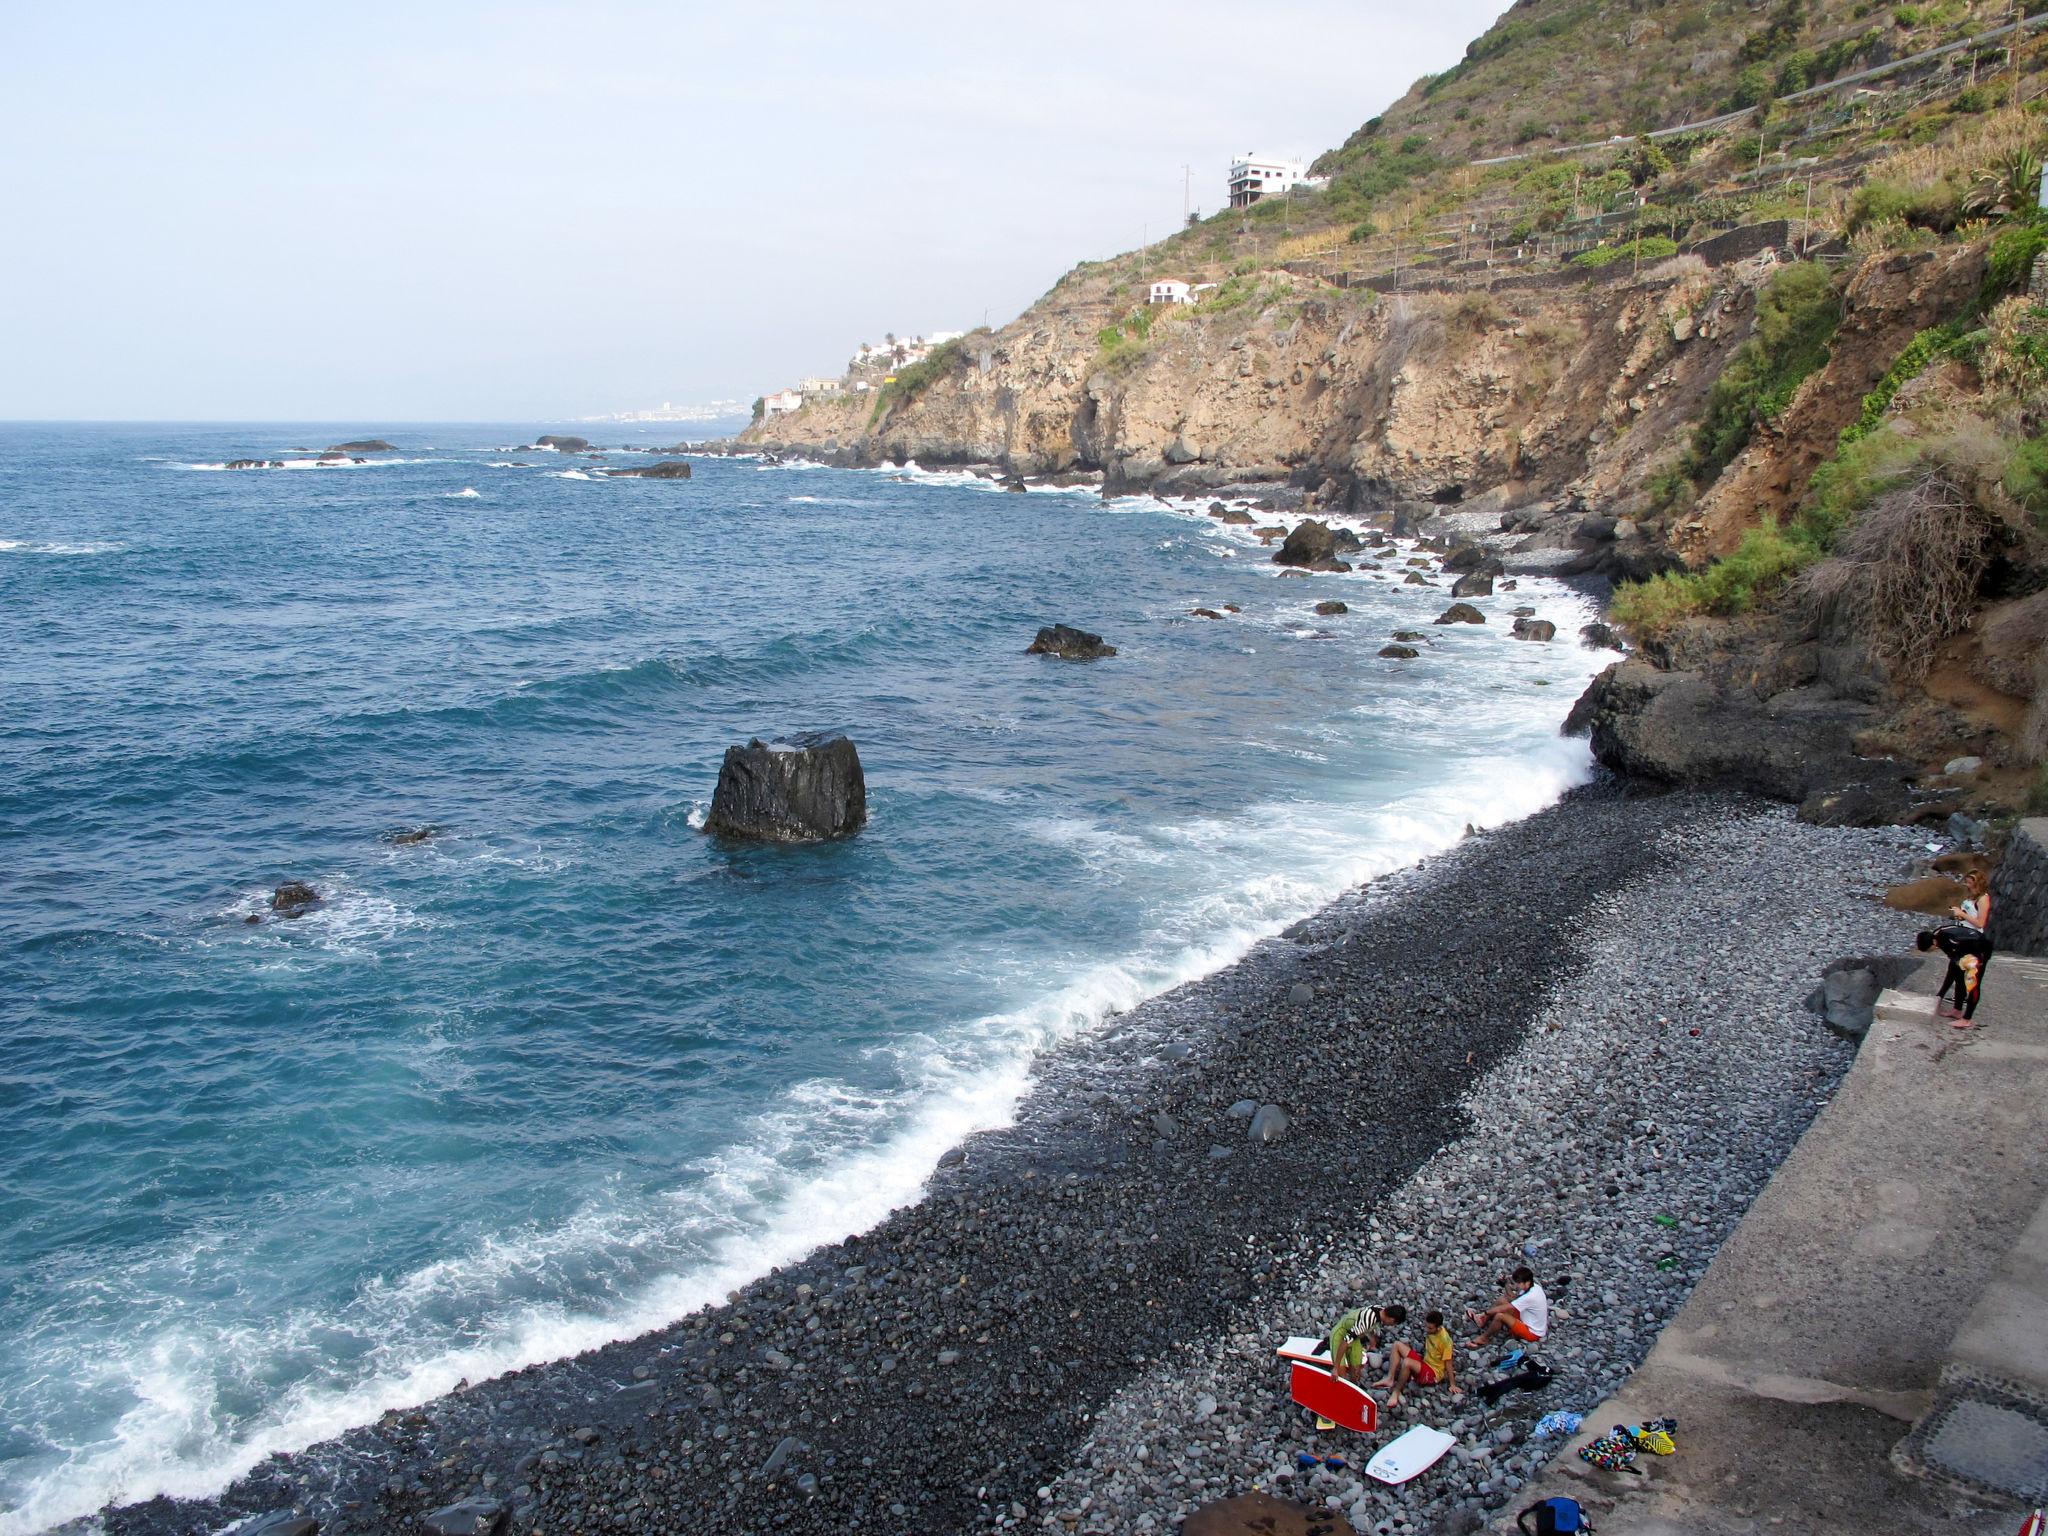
1375 1309 1463 1409
1466 1266 1549 1350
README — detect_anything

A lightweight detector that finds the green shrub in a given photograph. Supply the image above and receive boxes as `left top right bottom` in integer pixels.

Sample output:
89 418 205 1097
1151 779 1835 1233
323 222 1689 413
1571 235 1680 267
1688 261 1842 481
1348 220 1378 243
1514 120 1549 144
2005 434 2048 521
1847 179 1962 233
1802 425 1928 547
1727 63 1775 109
1841 324 1963 445
868 337 967 426
1610 522 1817 637
1985 217 2048 302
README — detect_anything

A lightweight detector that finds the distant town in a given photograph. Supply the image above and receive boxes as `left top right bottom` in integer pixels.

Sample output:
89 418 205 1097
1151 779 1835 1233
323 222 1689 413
755 153 1320 417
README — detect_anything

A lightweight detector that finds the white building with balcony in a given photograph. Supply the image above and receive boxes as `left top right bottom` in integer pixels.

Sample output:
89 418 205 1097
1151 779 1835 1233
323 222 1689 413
1148 279 1193 305
1228 153 1312 209
761 389 803 416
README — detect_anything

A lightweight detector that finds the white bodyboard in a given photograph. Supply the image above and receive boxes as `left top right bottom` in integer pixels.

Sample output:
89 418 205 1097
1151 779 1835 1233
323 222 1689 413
1366 1424 1456 1484
1276 1335 1331 1366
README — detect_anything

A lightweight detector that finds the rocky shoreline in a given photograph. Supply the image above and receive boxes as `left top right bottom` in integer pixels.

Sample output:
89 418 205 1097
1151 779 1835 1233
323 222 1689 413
98 783 1921 1536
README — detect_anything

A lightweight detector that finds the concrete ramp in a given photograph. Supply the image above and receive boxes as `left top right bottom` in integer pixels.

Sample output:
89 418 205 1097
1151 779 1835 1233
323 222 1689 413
1508 948 2048 1533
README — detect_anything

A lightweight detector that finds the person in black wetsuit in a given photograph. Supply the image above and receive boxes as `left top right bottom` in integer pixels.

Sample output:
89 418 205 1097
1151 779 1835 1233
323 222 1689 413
1918 924 1993 1025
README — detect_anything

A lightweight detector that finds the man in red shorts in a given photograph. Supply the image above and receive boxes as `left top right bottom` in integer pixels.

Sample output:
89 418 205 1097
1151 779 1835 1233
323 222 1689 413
1466 1266 1548 1350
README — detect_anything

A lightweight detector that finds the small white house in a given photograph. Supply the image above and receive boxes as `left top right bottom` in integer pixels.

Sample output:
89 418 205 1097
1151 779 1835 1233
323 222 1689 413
797 375 844 396
1228 153 1311 209
1148 279 1193 305
761 389 803 416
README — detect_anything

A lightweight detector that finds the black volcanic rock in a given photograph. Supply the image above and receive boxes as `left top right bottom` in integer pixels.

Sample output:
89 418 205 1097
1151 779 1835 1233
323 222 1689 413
704 736 867 843
1272 520 1339 567
535 435 591 452
606 460 693 479
324 439 395 453
1026 625 1117 660
270 881 320 917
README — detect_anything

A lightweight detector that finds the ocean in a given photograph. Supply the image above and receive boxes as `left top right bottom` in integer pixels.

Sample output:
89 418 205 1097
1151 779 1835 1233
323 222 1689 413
0 423 1605 1533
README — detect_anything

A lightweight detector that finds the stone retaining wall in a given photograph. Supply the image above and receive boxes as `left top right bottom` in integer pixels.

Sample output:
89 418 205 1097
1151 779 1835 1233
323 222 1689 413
1991 817 2048 957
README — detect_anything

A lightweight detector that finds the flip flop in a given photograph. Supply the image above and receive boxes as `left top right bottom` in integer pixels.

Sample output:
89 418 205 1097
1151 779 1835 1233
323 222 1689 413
1950 1017 1976 1030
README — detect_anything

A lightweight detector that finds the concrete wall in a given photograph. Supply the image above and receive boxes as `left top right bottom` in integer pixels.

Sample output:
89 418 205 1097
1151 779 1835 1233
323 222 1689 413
1991 817 2048 957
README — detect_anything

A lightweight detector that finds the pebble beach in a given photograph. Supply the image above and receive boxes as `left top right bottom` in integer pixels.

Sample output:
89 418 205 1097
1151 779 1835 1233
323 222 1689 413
101 782 1925 1536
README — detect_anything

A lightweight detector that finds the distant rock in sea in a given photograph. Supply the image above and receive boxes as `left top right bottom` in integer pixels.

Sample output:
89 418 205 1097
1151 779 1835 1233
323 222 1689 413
1026 625 1116 660
269 880 320 917
324 439 396 453
606 460 693 479
225 459 282 470
704 735 867 843
533 435 591 453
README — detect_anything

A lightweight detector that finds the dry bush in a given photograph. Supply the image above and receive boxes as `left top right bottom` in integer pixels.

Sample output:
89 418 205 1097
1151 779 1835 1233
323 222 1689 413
1450 291 1505 332
1863 105 2047 201
1799 471 2001 683
1645 253 1708 282
1981 295 2048 403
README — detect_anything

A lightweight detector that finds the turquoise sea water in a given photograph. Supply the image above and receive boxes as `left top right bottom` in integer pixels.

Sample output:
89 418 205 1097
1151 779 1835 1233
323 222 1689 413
0 424 1604 1532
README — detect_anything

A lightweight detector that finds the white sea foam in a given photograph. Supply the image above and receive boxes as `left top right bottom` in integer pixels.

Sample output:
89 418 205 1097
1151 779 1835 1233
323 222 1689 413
447 488 482 500
182 458 426 472
0 538 125 556
548 470 593 481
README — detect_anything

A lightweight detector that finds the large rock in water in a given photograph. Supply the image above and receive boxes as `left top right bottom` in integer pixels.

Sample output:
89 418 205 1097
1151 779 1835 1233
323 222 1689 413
535 434 590 452
270 881 320 917
1026 625 1116 660
1435 603 1485 625
606 459 693 479
1272 519 1339 567
704 736 866 843
323 439 395 453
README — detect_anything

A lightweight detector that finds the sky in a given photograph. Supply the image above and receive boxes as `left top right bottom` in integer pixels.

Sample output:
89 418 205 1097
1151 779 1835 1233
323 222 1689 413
0 1 1511 421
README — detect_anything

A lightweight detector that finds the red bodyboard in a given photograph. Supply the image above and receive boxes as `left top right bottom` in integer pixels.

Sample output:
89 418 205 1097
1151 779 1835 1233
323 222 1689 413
1289 1361 1379 1433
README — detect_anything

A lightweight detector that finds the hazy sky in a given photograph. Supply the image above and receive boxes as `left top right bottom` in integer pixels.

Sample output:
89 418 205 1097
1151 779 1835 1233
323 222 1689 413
0 1 1508 421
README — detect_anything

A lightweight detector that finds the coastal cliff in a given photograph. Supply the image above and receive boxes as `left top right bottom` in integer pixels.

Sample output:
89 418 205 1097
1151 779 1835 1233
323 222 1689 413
742 5 2048 829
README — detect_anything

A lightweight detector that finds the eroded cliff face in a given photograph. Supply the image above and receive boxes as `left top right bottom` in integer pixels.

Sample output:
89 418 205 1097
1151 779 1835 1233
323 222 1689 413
743 256 1858 534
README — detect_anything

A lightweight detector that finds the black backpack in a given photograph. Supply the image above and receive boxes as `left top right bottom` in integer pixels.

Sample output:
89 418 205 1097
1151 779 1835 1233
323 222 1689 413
1518 1496 1591 1534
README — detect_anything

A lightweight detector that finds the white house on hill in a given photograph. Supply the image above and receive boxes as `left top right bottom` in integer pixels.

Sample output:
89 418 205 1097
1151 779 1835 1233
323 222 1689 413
762 389 803 416
1148 279 1193 305
1228 153 1313 209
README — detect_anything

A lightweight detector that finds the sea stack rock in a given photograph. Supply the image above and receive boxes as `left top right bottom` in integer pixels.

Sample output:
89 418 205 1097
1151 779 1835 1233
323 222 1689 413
270 881 320 917
535 434 591 452
324 439 395 453
704 735 867 843
1026 625 1117 660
